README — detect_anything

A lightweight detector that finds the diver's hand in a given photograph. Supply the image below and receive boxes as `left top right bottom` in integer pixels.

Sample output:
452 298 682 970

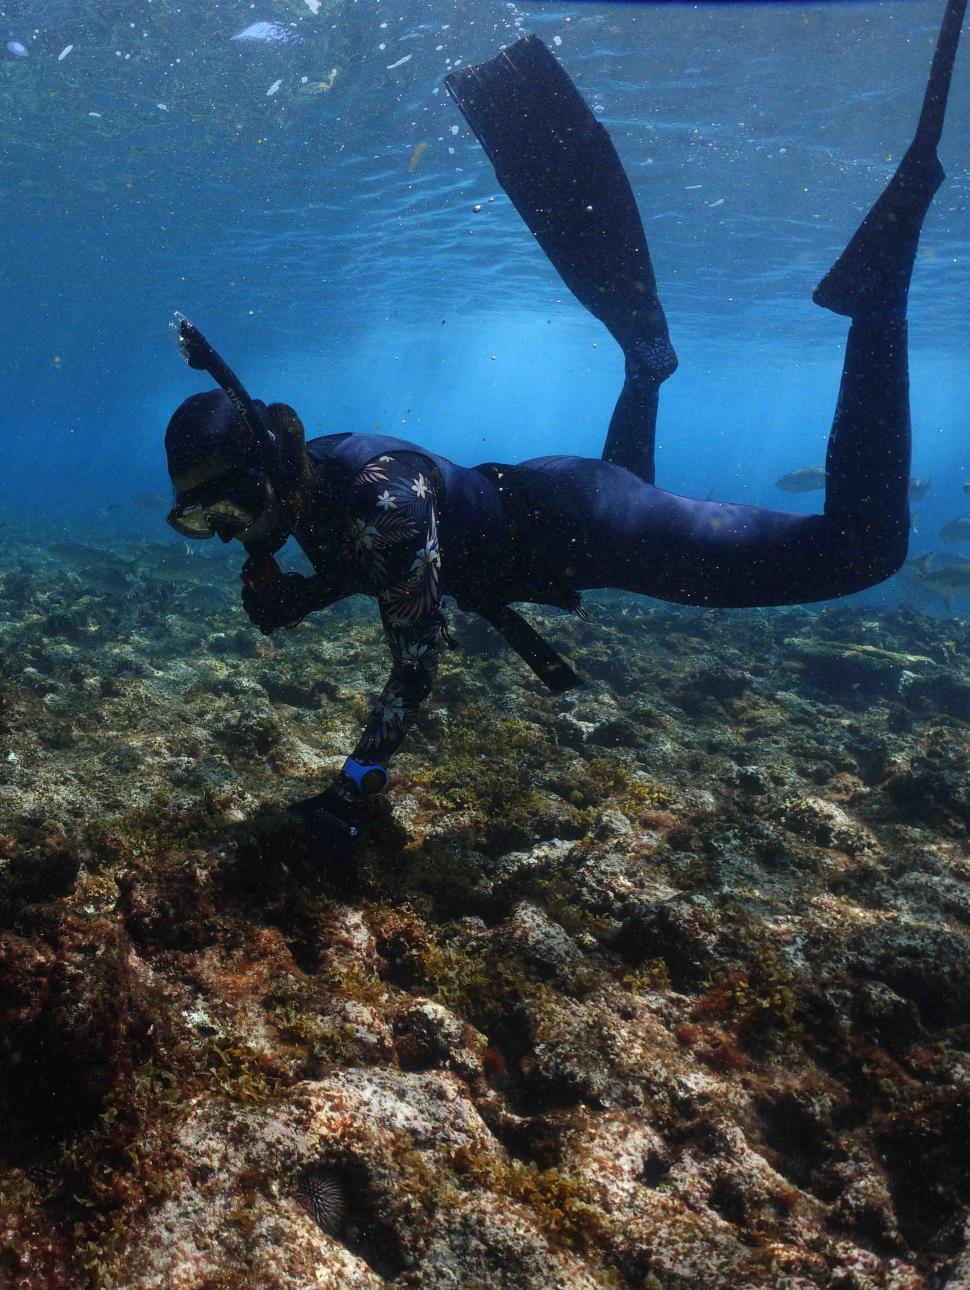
241 572 318 635
290 777 366 858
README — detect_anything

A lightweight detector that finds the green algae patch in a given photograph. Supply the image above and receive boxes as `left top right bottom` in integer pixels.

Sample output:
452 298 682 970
443 1144 635 1287
406 700 579 853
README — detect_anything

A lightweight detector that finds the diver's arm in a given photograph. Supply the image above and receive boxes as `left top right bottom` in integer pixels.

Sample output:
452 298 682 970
292 455 443 857
352 597 441 765
348 457 442 766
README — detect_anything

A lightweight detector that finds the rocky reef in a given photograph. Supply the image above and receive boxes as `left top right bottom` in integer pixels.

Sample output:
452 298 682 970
2 538 970 1288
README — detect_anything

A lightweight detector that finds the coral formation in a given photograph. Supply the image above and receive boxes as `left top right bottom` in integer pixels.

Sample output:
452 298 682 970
2 547 970 1287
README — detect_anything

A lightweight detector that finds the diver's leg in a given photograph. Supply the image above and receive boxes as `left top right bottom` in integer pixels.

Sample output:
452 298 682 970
511 455 885 608
811 0 964 574
822 315 911 573
814 0 965 318
446 35 676 483
601 347 665 485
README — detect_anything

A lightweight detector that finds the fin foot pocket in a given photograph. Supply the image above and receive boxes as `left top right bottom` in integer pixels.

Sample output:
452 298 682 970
813 149 945 318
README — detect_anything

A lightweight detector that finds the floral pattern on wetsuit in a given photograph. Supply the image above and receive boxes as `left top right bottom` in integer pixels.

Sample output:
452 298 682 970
343 453 442 767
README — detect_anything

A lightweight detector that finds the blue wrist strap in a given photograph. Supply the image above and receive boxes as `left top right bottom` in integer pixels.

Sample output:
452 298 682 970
342 757 388 795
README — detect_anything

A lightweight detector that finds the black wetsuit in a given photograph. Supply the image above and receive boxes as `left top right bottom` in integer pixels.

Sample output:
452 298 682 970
293 314 909 768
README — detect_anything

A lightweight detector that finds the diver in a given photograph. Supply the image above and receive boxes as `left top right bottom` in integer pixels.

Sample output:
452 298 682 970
165 0 965 855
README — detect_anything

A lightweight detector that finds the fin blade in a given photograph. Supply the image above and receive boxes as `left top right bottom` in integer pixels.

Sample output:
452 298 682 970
446 35 675 370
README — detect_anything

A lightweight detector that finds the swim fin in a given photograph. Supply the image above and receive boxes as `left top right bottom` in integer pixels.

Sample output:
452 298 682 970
473 602 582 693
813 0 966 318
445 36 677 378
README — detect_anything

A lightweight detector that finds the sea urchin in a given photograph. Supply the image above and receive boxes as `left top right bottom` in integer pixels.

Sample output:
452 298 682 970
296 1167 347 1236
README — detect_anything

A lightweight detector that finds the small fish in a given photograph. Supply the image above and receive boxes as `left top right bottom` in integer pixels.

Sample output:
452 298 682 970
130 490 170 511
775 466 826 494
232 21 300 45
6 40 27 58
783 467 927 504
77 566 134 597
916 557 970 598
409 141 428 172
49 541 133 571
138 546 233 586
316 67 338 92
939 516 970 543
175 584 232 612
48 543 135 595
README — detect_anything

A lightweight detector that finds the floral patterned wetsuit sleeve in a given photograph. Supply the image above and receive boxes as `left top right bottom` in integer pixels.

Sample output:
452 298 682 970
345 453 441 766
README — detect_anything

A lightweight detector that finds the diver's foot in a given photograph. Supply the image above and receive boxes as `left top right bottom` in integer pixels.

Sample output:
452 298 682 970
813 147 945 318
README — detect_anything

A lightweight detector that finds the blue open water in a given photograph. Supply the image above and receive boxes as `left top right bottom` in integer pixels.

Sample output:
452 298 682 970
0 0 967 586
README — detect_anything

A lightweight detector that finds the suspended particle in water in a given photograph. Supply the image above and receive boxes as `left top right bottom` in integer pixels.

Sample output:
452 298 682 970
6 40 28 57
296 1168 346 1236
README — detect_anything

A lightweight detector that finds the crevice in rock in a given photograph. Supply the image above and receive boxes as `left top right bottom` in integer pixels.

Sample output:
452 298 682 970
756 1091 834 1194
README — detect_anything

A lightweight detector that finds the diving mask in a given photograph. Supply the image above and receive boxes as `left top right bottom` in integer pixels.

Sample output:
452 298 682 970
167 469 271 541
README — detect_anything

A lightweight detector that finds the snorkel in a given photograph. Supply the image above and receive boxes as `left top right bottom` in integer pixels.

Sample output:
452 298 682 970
171 312 285 490
169 312 290 584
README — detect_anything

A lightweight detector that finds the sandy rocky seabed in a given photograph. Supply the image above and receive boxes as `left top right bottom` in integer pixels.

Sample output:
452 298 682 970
1 544 970 1289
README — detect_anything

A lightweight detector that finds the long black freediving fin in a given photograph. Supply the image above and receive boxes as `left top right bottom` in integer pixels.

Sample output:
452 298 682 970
813 0 967 318
473 602 582 694
445 35 677 373
445 34 676 484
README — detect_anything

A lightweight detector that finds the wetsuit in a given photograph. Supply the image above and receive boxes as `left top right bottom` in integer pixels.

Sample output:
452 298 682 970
167 12 963 829
289 320 907 766
275 0 967 770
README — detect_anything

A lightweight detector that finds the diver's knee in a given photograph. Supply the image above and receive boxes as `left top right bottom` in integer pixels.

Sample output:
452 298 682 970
860 529 908 585
625 336 678 384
